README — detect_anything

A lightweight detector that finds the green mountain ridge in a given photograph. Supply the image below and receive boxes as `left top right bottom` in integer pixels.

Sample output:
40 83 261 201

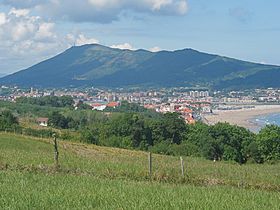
1 44 279 89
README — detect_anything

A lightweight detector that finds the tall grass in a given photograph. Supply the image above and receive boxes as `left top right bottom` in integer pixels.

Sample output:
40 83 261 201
1 133 280 209
1 133 279 190
0 171 279 210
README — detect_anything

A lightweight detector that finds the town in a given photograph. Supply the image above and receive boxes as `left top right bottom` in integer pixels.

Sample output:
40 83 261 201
1 85 280 125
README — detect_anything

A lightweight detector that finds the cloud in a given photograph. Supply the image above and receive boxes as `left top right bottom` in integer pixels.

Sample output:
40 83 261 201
1 0 188 23
229 7 252 23
0 8 56 43
0 13 7 25
88 0 120 8
35 22 56 41
149 46 162 52
8 8 30 17
0 8 75 73
67 34 99 46
0 7 104 73
110 43 134 50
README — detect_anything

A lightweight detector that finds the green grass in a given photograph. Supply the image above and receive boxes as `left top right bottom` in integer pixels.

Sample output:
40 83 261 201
0 133 280 209
1 171 279 210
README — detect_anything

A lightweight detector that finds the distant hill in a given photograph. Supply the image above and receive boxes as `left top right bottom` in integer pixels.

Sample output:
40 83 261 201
1 44 279 89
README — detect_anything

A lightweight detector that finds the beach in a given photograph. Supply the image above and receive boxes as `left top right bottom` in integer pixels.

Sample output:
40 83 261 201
204 105 280 130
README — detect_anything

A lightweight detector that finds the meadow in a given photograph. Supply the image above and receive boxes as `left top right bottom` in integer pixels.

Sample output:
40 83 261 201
0 133 280 209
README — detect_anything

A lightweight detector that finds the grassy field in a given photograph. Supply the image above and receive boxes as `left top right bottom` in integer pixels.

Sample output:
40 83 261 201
0 133 280 209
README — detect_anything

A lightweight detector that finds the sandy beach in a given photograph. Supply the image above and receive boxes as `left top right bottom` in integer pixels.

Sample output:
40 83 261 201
204 105 280 130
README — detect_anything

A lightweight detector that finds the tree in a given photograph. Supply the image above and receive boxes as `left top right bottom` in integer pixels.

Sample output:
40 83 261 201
0 110 18 130
48 111 69 129
76 100 92 110
184 122 256 163
105 101 147 113
162 112 186 144
244 142 263 163
208 122 255 163
60 96 74 107
256 125 280 161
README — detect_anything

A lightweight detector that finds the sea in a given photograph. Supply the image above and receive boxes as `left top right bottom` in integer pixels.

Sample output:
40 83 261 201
251 112 280 132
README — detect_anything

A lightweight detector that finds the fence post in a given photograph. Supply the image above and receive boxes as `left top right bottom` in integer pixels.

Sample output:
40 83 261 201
148 152 152 178
52 133 59 168
180 156 184 177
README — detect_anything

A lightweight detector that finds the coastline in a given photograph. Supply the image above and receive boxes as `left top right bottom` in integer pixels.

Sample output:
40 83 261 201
203 105 280 131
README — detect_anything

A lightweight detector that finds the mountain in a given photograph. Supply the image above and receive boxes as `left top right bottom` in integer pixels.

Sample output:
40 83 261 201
0 73 7 78
1 44 279 89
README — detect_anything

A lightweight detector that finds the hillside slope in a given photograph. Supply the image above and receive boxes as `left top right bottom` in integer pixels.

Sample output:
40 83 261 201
1 44 280 89
0 133 280 209
1 133 280 188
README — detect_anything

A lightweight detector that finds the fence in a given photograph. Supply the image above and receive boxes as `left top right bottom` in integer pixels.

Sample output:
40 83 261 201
1 129 187 178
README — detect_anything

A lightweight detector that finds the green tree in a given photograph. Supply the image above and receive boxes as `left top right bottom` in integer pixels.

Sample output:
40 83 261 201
256 125 280 161
48 111 69 129
208 123 255 163
76 100 92 110
244 142 263 163
162 112 186 144
0 110 18 130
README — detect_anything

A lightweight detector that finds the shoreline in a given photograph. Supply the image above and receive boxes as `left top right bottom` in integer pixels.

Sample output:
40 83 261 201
203 105 280 131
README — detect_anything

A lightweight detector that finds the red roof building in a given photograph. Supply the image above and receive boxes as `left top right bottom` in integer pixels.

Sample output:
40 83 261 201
106 102 119 108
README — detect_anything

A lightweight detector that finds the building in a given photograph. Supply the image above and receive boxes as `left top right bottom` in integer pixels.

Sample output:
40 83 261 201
106 101 120 108
36 118 49 127
91 103 107 111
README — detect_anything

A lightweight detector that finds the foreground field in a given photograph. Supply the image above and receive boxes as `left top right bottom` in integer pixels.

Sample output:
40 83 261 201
1 171 279 210
0 133 280 209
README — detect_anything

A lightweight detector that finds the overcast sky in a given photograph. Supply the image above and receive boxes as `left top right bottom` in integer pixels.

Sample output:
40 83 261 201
0 0 279 74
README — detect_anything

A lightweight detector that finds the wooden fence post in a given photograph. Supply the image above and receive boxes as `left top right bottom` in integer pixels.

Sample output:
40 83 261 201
148 152 152 177
52 133 59 167
180 156 184 177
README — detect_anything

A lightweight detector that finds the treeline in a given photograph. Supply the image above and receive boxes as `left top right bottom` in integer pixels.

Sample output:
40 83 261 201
16 96 74 108
0 100 62 118
47 101 160 130
47 109 108 129
76 112 279 164
1 101 280 164
105 101 150 113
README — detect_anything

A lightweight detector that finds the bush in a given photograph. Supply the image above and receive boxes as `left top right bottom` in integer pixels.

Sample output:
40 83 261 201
101 135 132 149
170 141 200 157
149 141 174 155
23 128 54 138
81 129 99 144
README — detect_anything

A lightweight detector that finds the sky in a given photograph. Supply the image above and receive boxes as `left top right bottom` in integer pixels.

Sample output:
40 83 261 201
0 0 279 74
